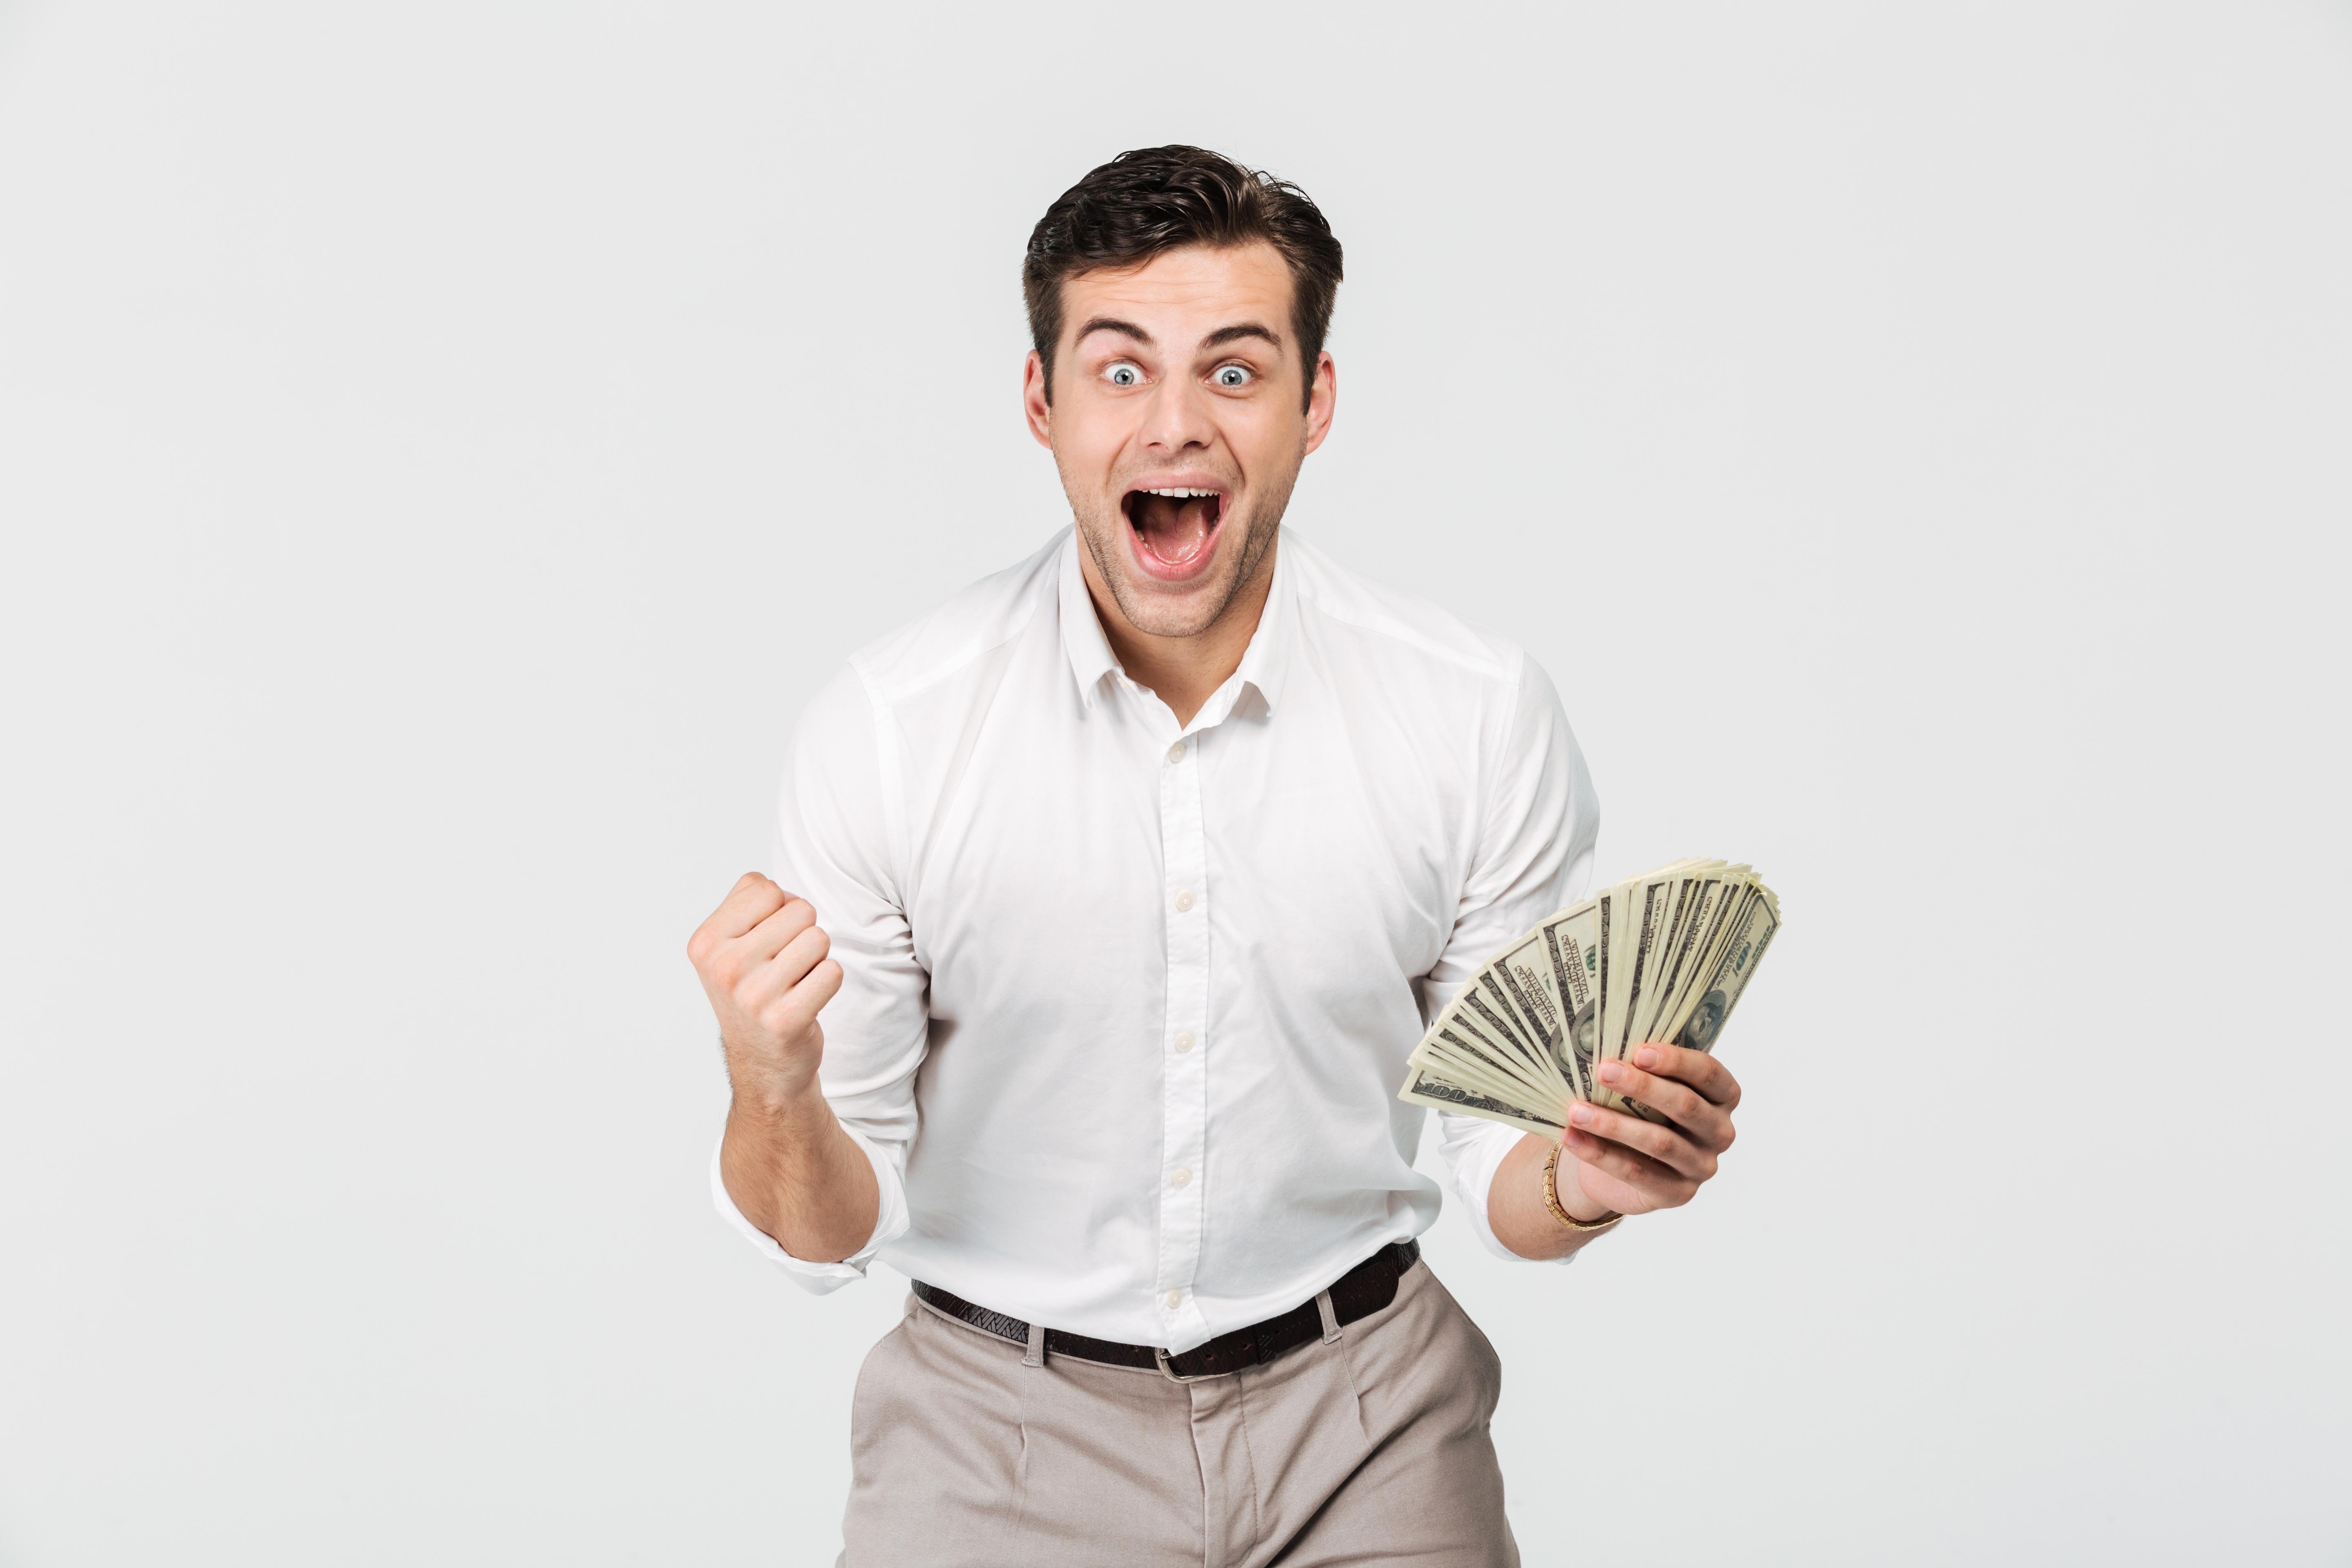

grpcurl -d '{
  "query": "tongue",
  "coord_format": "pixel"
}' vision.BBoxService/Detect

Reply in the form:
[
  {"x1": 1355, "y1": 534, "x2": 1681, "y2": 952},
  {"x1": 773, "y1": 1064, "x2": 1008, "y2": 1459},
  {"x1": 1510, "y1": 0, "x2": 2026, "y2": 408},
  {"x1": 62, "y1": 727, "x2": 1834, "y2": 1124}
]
[{"x1": 1133, "y1": 494, "x2": 1216, "y2": 564}]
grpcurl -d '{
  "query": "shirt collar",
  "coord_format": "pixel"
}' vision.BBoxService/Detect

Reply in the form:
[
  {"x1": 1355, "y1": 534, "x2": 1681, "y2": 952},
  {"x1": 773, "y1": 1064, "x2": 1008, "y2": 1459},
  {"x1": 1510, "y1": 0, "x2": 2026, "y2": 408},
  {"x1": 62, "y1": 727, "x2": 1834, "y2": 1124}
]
[
  {"x1": 1227, "y1": 533, "x2": 1295, "y2": 717},
  {"x1": 1057, "y1": 533, "x2": 1124, "y2": 708},
  {"x1": 1056, "y1": 528, "x2": 1299, "y2": 720}
]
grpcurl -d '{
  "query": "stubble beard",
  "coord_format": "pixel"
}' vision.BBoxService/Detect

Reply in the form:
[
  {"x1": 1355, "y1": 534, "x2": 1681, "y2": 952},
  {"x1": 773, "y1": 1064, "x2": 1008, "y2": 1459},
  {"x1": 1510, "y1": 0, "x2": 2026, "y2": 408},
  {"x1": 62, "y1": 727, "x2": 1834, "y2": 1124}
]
[{"x1": 1065, "y1": 457, "x2": 1301, "y2": 643}]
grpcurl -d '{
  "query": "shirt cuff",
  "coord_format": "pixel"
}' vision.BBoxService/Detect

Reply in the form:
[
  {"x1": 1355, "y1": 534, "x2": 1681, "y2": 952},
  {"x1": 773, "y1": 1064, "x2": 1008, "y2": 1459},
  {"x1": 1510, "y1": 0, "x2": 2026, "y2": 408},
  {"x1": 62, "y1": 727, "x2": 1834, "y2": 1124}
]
[
  {"x1": 1437, "y1": 1112, "x2": 1579, "y2": 1267},
  {"x1": 708, "y1": 1126, "x2": 909, "y2": 1294}
]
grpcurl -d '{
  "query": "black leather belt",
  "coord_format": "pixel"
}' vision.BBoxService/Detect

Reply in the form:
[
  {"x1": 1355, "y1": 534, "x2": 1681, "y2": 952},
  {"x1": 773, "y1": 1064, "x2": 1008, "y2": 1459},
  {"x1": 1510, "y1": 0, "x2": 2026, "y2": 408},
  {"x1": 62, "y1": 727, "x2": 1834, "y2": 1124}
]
[{"x1": 912, "y1": 1238, "x2": 1419, "y2": 1382}]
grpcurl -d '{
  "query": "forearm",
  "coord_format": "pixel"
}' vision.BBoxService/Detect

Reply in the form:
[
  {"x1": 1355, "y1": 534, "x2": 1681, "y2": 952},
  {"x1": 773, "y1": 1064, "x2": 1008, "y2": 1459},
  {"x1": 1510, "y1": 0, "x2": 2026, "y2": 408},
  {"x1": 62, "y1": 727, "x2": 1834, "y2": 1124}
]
[
  {"x1": 719, "y1": 1085, "x2": 882, "y2": 1264},
  {"x1": 1485, "y1": 1132, "x2": 1613, "y2": 1261}
]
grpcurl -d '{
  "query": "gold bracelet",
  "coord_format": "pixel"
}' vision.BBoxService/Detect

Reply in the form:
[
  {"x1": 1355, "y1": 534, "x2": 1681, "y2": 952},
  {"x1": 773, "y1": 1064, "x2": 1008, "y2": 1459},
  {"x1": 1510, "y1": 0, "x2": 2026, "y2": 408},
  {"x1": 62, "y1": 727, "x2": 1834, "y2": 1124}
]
[{"x1": 1544, "y1": 1142, "x2": 1622, "y2": 1232}]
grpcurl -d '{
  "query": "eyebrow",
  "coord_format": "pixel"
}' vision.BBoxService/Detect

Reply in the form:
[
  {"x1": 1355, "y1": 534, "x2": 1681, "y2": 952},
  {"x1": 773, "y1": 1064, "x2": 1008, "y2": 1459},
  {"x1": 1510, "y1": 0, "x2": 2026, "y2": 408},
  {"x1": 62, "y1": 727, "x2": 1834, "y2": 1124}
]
[
  {"x1": 1070, "y1": 318, "x2": 1285, "y2": 354},
  {"x1": 1074, "y1": 316, "x2": 1154, "y2": 346},
  {"x1": 1203, "y1": 323, "x2": 1283, "y2": 352}
]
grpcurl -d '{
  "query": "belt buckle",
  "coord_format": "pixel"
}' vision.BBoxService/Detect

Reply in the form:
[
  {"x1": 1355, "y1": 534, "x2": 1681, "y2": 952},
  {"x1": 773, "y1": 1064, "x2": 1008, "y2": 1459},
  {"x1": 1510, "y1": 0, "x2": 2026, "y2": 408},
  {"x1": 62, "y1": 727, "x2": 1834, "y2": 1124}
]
[{"x1": 1153, "y1": 1345, "x2": 1235, "y2": 1384}]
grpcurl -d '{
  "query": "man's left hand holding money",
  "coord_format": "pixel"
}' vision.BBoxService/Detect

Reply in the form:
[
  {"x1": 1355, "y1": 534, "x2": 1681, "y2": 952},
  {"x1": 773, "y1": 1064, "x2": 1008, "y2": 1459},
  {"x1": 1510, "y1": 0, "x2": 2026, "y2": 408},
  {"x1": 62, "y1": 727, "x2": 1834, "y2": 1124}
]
[{"x1": 1485, "y1": 1043, "x2": 1743, "y2": 1259}]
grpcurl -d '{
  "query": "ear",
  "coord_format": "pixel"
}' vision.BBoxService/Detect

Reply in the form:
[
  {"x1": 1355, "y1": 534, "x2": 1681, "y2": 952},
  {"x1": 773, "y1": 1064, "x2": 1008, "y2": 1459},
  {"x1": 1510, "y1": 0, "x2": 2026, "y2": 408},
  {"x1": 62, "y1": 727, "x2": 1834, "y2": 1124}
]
[
  {"x1": 1022, "y1": 350, "x2": 1053, "y2": 448},
  {"x1": 1301, "y1": 351, "x2": 1337, "y2": 456}
]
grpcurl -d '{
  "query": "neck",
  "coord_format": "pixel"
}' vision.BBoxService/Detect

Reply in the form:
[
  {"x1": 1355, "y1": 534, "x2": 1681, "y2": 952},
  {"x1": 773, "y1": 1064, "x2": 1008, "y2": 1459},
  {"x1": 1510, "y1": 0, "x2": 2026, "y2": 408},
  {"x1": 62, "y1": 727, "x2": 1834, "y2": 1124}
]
[{"x1": 1079, "y1": 534, "x2": 1278, "y2": 728}]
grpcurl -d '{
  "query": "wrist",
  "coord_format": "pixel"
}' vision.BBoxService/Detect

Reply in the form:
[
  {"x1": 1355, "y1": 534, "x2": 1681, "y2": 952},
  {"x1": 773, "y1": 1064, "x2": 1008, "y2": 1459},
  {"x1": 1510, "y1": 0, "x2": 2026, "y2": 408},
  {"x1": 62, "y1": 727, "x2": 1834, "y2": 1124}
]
[
  {"x1": 1542, "y1": 1141, "x2": 1619, "y2": 1227},
  {"x1": 726, "y1": 1067, "x2": 831, "y2": 1132},
  {"x1": 721, "y1": 1033, "x2": 825, "y2": 1118}
]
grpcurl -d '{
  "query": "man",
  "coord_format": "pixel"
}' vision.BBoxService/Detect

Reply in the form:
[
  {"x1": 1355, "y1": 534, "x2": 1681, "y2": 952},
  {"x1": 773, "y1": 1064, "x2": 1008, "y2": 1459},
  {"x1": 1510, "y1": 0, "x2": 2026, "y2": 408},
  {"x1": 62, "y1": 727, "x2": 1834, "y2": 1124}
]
[{"x1": 688, "y1": 146, "x2": 1740, "y2": 1566}]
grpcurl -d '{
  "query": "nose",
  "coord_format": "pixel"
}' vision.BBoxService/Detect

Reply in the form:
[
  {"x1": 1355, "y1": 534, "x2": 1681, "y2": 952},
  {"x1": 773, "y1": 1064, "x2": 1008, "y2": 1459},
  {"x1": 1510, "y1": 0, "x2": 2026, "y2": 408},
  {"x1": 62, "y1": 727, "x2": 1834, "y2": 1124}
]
[{"x1": 1138, "y1": 375, "x2": 1216, "y2": 456}]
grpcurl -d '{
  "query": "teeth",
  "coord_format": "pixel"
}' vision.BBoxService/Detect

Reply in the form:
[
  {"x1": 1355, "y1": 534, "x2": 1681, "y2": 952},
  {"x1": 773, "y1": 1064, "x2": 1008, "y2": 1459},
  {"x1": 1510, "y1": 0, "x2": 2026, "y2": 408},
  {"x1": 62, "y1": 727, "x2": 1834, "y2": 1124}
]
[{"x1": 1143, "y1": 486, "x2": 1217, "y2": 499}]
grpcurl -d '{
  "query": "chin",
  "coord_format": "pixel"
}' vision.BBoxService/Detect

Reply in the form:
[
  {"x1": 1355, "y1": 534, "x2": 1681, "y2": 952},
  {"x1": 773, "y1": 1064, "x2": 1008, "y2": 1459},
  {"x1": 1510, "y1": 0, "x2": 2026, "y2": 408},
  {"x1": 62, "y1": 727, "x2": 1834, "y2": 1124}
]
[
  {"x1": 1104, "y1": 519, "x2": 1262, "y2": 641},
  {"x1": 1114, "y1": 588, "x2": 1233, "y2": 641}
]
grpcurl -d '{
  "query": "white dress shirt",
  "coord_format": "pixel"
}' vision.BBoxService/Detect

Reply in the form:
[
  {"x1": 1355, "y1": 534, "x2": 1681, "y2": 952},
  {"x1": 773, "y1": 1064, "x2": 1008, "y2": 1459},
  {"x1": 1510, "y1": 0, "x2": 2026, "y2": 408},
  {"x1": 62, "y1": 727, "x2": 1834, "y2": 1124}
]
[{"x1": 714, "y1": 529, "x2": 1599, "y2": 1354}]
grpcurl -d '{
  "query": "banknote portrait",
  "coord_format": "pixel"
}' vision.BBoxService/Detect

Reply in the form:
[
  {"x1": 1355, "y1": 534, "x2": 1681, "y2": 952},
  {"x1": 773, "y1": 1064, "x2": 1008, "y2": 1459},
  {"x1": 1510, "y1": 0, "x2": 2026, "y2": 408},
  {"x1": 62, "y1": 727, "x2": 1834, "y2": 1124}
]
[
  {"x1": 1561, "y1": 998, "x2": 1598, "y2": 1081},
  {"x1": 1677, "y1": 990, "x2": 1727, "y2": 1052}
]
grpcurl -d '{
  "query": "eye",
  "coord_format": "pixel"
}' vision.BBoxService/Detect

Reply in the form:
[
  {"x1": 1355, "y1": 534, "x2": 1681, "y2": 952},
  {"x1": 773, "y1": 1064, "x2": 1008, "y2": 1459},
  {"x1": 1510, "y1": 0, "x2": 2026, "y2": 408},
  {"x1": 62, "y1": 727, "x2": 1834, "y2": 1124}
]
[
  {"x1": 1213, "y1": 364, "x2": 1254, "y2": 388},
  {"x1": 1105, "y1": 361, "x2": 1143, "y2": 388}
]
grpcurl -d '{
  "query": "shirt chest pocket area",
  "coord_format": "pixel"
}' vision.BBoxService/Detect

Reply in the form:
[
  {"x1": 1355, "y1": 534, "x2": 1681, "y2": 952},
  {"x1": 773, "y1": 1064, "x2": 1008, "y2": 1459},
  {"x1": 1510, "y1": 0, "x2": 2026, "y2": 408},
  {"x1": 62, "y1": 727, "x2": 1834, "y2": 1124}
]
[{"x1": 1216, "y1": 769, "x2": 1459, "y2": 988}]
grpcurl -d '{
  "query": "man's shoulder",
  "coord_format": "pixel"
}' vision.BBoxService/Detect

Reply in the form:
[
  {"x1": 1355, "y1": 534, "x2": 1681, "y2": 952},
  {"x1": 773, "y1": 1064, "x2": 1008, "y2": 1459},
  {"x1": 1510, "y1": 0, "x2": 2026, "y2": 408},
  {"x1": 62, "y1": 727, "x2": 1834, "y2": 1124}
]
[
  {"x1": 843, "y1": 531, "x2": 1067, "y2": 707},
  {"x1": 1285, "y1": 532, "x2": 1525, "y2": 690}
]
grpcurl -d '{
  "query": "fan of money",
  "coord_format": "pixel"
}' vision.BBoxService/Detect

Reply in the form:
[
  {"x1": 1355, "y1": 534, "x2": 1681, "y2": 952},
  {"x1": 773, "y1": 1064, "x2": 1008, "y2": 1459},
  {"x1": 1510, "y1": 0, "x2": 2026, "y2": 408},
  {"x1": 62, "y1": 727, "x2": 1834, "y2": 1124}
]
[{"x1": 1399, "y1": 858, "x2": 1781, "y2": 1134}]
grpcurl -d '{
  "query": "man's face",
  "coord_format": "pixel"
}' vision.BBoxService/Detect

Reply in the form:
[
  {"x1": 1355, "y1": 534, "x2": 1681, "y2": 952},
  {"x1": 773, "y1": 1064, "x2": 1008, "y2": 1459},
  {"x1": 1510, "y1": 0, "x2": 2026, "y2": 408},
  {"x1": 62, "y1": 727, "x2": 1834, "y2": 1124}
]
[{"x1": 1024, "y1": 241, "x2": 1336, "y2": 641}]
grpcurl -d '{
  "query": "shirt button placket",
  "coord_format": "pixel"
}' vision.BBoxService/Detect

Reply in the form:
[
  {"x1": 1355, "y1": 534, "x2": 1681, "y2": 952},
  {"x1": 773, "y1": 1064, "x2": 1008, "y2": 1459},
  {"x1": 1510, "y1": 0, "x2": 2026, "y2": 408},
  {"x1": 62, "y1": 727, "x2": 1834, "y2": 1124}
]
[{"x1": 1156, "y1": 728, "x2": 1209, "y2": 1339}]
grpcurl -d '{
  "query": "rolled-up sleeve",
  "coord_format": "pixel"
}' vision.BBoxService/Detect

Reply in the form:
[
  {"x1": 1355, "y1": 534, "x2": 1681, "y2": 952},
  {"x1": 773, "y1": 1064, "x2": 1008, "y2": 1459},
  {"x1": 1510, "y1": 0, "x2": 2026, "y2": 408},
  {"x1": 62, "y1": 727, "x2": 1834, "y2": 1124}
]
[
  {"x1": 709, "y1": 1128, "x2": 907, "y2": 1290},
  {"x1": 710, "y1": 663, "x2": 927, "y2": 1290},
  {"x1": 1425, "y1": 652, "x2": 1600, "y2": 1263}
]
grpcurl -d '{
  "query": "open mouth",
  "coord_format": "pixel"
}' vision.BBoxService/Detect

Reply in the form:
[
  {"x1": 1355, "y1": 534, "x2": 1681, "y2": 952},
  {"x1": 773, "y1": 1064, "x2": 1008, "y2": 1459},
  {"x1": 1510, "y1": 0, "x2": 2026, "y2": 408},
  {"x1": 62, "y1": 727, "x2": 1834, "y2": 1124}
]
[{"x1": 1121, "y1": 483, "x2": 1227, "y2": 578}]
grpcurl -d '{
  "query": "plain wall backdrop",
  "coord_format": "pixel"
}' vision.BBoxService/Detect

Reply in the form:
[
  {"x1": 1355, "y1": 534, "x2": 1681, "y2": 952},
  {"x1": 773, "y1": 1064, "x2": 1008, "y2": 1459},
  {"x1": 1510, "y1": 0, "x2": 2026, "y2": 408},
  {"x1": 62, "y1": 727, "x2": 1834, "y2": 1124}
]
[{"x1": 2, "y1": 2, "x2": 2348, "y2": 1564}]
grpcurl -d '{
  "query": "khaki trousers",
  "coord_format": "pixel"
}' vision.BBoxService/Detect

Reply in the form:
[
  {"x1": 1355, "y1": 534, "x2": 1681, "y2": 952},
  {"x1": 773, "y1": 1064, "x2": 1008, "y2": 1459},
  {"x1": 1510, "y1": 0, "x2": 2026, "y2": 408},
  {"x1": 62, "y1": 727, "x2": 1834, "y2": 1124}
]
[{"x1": 839, "y1": 1259, "x2": 1520, "y2": 1567}]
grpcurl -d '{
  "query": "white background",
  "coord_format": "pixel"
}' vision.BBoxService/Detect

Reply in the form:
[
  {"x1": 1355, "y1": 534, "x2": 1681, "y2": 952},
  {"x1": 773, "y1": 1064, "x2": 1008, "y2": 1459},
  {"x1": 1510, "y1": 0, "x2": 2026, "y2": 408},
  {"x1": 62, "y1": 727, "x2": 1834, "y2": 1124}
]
[{"x1": 2, "y1": 2, "x2": 2347, "y2": 1564}]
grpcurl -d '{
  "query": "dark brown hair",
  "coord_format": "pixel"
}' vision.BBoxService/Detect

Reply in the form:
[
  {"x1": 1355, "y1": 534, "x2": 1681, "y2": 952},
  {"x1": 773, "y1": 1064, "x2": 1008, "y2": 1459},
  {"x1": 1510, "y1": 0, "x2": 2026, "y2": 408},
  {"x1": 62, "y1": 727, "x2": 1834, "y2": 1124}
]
[{"x1": 1023, "y1": 146, "x2": 1344, "y2": 410}]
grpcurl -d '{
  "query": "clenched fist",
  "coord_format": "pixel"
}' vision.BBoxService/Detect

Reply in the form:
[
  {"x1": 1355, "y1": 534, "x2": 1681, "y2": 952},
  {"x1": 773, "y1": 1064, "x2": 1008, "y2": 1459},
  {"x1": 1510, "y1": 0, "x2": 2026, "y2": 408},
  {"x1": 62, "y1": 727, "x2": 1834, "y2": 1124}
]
[{"x1": 687, "y1": 872, "x2": 844, "y2": 1109}]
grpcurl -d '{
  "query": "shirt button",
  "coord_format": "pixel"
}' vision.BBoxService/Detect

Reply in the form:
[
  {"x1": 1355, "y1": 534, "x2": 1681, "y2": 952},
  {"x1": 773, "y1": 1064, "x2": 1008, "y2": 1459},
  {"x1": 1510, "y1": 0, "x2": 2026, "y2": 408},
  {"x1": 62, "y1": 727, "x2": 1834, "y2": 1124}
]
[
  {"x1": 1170, "y1": 1168, "x2": 1192, "y2": 1188},
  {"x1": 1174, "y1": 890, "x2": 1195, "y2": 913},
  {"x1": 1163, "y1": 1289, "x2": 1183, "y2": 1310},
  {"x1": 1173, "y1": 1032, "x2": 1194, "y2": 1053},
  {"x1": 1167, "y1": 740, "x2": 1187, "y2": 763}
]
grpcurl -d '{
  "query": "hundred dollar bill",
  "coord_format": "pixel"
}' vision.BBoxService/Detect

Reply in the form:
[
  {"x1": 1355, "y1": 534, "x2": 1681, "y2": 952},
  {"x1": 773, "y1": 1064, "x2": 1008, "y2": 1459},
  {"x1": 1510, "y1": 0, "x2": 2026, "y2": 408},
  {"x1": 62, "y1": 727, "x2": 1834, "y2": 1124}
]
[
  {"x1": 1591, "y1": 881, "x2": 1641, "y2": 1112},
  {"x1": 1416, "y1": 1011, "x2": 1559, "y2": 1103},
  {"x1": 1537, "y1": 898, "x2": 1601, "y2": 1101},
  {"x1": 1595, "y1": 863, "x2": 1730, "y2": 1111},
  {"x1": 1664, "y1": 881, "x2": 1759, "y2": 1041},
  {"x1": 1423, "y1": 990, "x2": 1537, "y2": 1078},
  {"x1": 1624, "y1": 883, "x2": 1782, "y2": 1125},
  {"x1": 1459, "y1": 976, "x2": 1557, "y2": 1086},
  {"x1": 1408, "y1": 1047, "x2": 1556, "y2": 1116},
  {"x1": 1660, "y1": 883, "x2": 1780, "y2": 1058},
  {"x1": 1399, "y1": 1060, "x2": 1568, "y2": 1135},
  {"x1": 1632, "y1": 866, "x2": 1731, "y2": 1047},
  {"x1": 1488, "y1": 930, "x2": 1576, "y2": 1091},
  {"x1": 1617, "y1": 864, "x2": 1689, "y2": 1060}
]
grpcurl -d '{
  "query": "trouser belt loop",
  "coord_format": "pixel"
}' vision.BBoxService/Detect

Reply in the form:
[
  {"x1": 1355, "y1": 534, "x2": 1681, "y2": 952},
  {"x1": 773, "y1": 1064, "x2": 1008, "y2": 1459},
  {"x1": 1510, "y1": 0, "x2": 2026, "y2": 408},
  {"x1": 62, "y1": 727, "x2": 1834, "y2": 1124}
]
[
  {"x1": 1315, "y1": 1288, "x2": 1342, "y2": 1346},
  {"x1": 1022, "y1": 1319, "x2": 1047, "y2": 1368}
]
